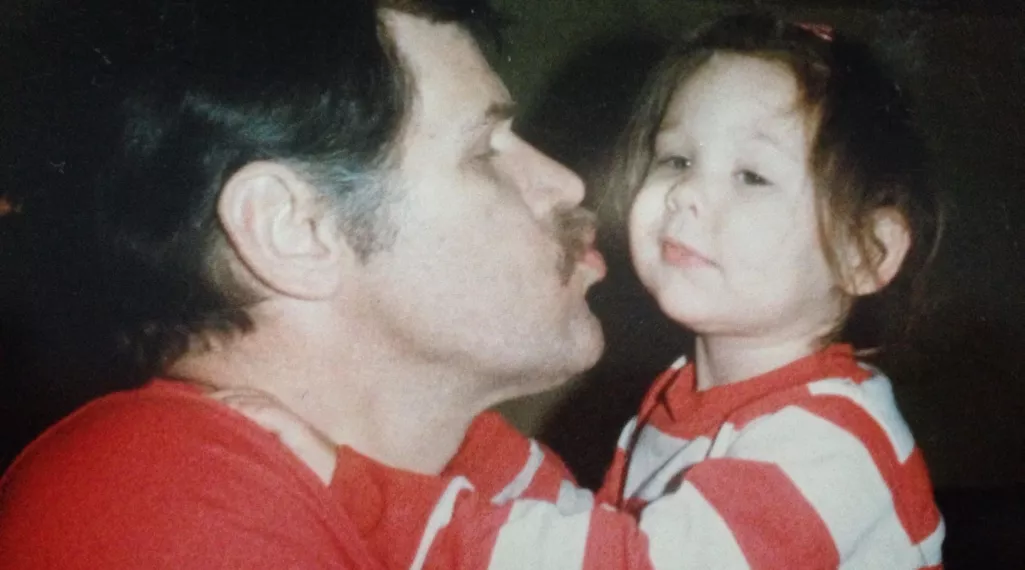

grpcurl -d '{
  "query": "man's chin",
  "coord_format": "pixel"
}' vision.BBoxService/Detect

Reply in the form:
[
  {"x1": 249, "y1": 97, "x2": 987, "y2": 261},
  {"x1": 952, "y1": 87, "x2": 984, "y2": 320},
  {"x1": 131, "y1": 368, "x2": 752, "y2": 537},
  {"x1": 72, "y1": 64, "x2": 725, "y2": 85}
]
[
  {"x1": 509, "y1": 329, "x2": 605, "y2": 400},
  {"x1": 571, "y1": 313, "x2": 606, "y2": 373}
]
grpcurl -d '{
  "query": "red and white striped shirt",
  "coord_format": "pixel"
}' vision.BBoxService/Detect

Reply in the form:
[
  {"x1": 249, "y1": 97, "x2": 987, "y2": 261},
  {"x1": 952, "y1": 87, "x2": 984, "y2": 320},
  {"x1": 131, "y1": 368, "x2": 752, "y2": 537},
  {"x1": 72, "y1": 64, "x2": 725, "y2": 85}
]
[{"x1": 411, "y1": 344, "x2": 945, "y2": 570}]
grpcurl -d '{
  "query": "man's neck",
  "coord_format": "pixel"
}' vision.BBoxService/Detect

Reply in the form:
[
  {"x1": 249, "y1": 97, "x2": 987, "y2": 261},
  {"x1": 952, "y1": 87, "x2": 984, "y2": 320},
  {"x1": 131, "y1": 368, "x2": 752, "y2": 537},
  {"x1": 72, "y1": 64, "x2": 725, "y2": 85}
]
[{"x1": 169, "y1": 307, "x2": 490, "y2": 475}]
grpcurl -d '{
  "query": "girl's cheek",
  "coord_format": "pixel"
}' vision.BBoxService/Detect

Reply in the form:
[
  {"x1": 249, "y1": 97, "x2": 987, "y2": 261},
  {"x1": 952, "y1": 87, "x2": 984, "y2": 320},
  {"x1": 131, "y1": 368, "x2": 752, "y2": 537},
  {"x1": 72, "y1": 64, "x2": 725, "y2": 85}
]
[
  {"x1": 630, "y1": 190, "x2": 662, "y2": 231},
  {"x1": 626, "y1": 198, "x2": 646, "y2": 240}
]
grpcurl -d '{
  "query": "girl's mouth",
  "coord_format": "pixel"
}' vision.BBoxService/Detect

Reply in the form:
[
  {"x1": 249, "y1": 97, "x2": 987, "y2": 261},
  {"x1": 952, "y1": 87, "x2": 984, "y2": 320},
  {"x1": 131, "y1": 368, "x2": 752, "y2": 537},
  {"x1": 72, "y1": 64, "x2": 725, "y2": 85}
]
[{"x1": 660, "y1": 238, "x2": 713, "y2": 268}]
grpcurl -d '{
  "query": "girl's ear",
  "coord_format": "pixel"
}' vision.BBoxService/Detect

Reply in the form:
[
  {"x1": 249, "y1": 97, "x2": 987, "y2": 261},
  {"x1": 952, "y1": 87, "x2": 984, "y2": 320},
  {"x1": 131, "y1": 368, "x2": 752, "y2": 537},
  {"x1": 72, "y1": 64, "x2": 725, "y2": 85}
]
[{"x1": 842, "y1": 208, "x2": 911, "y2": 296}]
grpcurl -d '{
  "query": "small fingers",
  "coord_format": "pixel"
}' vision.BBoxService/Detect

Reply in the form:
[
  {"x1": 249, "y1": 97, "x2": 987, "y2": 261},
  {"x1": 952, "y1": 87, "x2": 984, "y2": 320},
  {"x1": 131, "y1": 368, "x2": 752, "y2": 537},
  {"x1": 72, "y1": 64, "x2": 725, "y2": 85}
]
[{"x1": 208, "y1": 387, "x2": 337, "y2": 485}]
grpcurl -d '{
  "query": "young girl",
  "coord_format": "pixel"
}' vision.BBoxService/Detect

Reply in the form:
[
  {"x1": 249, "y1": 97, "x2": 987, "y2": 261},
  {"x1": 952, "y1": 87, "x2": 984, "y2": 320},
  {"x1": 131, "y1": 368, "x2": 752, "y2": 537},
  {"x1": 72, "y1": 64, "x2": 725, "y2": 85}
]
[{"x1": 217, "y1": 14, "x2": 945, "y2": 569}]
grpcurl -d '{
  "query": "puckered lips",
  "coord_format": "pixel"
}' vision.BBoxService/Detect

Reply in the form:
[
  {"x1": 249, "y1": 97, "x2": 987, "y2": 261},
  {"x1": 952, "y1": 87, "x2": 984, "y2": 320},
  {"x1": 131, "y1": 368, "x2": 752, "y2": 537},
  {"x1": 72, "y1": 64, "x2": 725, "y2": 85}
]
[
  {"x1": 579, "y1": 245, "x2": 607, "y2": 281},
  {"x1": 574, "y1": 222, "x2": 607, "y2": 283}
]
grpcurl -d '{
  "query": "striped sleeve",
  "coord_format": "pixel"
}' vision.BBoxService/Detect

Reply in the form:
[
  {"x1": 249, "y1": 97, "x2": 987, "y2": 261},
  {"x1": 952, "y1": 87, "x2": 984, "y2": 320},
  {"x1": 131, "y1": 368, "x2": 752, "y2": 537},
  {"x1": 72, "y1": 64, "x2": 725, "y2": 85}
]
[
  {"x1": 641, "y1": 459, "x2": 840, "y2": 568},
  {"x1": 418, "y1": 493, "x2": 654, "y2": 570},
  {"x1": 639, "y1": 396, "x2": 943, "y2": 569},
  {"x1": 596, "y1": 417, "x2": 636, "y2": 508},
  {"x1": 442, "y1": 411, "x2": 579, "y2": 503}
]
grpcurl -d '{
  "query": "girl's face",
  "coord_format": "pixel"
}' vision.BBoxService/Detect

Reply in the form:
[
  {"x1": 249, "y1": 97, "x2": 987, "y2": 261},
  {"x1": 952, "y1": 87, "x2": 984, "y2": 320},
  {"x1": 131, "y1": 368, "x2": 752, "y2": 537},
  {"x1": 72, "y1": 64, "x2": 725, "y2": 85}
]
[{"x1": 628, "y1": 53, "x2": 846, "y2": 343}]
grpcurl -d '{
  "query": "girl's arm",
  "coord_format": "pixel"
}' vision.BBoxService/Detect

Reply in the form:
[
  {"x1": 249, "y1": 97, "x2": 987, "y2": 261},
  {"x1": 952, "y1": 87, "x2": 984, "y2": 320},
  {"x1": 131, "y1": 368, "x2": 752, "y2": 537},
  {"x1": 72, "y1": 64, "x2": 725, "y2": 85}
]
[{"x1": 209, "y1": 389, "x2": 338, "y2": 483}]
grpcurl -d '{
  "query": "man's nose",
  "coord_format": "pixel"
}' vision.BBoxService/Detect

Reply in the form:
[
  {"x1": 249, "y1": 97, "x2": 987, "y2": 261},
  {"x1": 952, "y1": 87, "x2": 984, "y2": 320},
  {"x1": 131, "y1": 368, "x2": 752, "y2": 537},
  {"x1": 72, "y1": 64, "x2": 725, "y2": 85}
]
[{"x1": 521, "y1": 144, "x2": 586, "y2": 216}]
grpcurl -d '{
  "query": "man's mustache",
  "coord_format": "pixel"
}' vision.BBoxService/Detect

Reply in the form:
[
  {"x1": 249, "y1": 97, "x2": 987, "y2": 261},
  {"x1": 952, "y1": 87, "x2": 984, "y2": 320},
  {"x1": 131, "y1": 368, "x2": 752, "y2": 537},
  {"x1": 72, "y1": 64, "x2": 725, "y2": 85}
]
[{"x1": 555, "y1": 206, "x2": 598, "y2": 284}]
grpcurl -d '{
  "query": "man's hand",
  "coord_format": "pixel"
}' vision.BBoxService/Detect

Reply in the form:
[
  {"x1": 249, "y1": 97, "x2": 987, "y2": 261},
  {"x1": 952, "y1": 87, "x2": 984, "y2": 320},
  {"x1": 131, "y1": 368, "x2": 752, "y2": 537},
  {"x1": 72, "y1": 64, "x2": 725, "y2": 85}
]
[{"x1": 209, "y1": 389, "x2": 337, "y2": 485}]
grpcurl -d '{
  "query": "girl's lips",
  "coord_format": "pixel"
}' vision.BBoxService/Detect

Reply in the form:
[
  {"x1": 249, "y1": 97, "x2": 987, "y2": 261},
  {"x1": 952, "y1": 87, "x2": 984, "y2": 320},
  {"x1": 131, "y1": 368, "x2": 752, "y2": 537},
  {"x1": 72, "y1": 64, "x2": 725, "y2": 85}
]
[{"x1": 661, "y1": 239, "x2": 712, "y2": 268}]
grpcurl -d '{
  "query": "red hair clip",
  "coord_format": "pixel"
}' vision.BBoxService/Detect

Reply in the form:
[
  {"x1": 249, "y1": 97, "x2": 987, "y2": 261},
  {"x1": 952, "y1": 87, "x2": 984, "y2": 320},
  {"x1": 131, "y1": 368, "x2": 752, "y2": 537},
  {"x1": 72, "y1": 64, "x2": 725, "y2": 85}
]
[{"x1": 795, "y1": 22, "x2": 835, "y2": 42}]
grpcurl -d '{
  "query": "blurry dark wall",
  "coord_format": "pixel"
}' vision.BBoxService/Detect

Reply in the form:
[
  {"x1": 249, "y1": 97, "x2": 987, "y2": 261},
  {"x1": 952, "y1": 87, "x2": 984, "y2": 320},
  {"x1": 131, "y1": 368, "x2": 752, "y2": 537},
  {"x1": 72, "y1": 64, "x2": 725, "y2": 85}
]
[{"x1": 490, "y1": 0, "x2": 1025, "y2": 492}]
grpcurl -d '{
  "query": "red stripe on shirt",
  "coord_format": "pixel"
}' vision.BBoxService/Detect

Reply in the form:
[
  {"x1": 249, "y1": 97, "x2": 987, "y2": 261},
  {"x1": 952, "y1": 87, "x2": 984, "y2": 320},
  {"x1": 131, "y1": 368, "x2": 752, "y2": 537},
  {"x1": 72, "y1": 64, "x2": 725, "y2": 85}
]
[
  {"x1": 686, "y1": 458, "x2": 841, "y2": 569},
  {"x1": 443, "y1": 411, "x2": 535, "y2": 498},
  {"x1": 797, "y1": 396, "x2": 942, "y2": 545},
  {"x1": 436, "y1": 498, "x2": 518, "y2": 570},
  {"x1": 582, "y1": 507, "x2": 657, "y2": 570},
  {"x1": 598, "y1": 447, "x2": 630, "y2": 506},
  {"x1": 443, "y1": 411, "x2": 575, "y2": 503},
  {"x1": 646, "y1": 345, "x2": 870, "y2": 441},
  {"x1": 897, "y1": 448, "x2": 944, "y2": 544}
]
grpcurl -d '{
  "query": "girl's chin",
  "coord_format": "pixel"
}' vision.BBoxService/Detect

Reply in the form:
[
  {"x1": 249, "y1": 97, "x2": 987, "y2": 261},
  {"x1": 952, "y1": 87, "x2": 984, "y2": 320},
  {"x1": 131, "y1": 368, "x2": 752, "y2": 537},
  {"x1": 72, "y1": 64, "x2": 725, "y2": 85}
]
[{"x1": 654, "y1": 298, "x2": 715, "y2": 328}]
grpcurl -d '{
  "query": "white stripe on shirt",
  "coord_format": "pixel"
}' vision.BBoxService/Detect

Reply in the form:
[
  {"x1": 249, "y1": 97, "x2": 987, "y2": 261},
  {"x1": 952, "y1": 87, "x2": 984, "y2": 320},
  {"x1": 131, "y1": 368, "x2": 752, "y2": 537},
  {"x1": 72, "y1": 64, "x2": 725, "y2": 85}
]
[
  {"x1": 492, "y1": 439, "x2": 545, "y2": 505},
  {"x1": 488, "y1": 500, "x2": 591, "y2": 570},
  {"x1": 640, "y1": 482, "x2": 750, "y2": 570}
]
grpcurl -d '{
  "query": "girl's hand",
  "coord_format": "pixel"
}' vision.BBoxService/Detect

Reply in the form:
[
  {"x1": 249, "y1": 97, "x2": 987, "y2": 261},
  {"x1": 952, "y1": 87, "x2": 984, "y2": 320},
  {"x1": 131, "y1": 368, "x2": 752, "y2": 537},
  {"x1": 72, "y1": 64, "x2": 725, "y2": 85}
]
[{"x1": 209, "y1": 389, "x2": 337, "y2": 485}]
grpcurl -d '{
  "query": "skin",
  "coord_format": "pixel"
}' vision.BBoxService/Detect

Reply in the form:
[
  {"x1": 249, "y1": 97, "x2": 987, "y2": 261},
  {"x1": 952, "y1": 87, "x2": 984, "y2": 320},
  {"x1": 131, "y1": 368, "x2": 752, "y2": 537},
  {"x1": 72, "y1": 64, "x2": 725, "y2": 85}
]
[
  {"x1": 172, "y1": 11, "x2": 605, "y2": 475},
  {"x1": 630, "y1": 54, "x2": 855, "y2": 389}
]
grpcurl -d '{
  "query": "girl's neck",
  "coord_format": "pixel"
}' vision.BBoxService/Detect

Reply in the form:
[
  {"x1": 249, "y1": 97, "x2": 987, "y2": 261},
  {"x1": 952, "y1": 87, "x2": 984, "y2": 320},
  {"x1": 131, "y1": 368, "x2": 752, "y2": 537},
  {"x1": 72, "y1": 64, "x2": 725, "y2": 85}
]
[{"x1": 693, "y1": 335, "x2": 825, "y2": 391}]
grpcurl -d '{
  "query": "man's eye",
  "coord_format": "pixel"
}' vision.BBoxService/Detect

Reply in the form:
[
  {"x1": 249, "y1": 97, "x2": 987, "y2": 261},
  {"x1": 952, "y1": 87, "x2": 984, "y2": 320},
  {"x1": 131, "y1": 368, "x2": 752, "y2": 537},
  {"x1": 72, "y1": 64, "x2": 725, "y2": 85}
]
[
  {"x1": 657, "y1": 155, "x2": 691, "y2": 170},
  {"x1": 738, "y1": 169, "x2": 771, "y2": 186},
  {"x1": 476, "y1": 146, "x2": 499, "y2": 162}
]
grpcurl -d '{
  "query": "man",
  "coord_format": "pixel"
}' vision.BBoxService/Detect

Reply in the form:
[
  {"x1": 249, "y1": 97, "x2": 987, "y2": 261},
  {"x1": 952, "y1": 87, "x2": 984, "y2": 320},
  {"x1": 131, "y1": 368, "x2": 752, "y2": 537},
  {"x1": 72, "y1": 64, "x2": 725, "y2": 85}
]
[{"x1": 0, "y1": 0, "x2": 606, "y2": 567}]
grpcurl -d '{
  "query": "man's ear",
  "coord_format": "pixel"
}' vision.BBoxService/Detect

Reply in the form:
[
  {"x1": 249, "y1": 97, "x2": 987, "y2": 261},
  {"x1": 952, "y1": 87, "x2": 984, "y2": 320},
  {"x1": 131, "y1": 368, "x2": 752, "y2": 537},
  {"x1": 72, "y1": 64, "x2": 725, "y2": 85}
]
[
  {"x1": 841, "y1": 208, "x2": 911, "y2": 296},
  {"x1": 217, "y1": 161, "x2": 351, "y2": 300}
]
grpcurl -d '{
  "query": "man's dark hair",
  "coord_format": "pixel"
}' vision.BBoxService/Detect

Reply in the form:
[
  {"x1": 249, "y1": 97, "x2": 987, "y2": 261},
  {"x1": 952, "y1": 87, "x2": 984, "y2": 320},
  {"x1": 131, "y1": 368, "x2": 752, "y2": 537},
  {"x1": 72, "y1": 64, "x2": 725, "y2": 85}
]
[{"x1": 0, "y1": 0, "x2": 499, "y2": 378}]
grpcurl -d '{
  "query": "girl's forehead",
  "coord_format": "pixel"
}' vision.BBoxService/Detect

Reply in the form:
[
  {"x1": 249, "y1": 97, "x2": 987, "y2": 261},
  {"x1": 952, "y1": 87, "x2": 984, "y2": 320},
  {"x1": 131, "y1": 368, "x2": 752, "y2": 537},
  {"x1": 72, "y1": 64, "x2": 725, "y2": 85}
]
[
  {"x1": 657, "y1": 55, "x2": 810, "y2": 147},
  {"x1": 672, "y1": 55, "x2": 799, "y2": 115}
]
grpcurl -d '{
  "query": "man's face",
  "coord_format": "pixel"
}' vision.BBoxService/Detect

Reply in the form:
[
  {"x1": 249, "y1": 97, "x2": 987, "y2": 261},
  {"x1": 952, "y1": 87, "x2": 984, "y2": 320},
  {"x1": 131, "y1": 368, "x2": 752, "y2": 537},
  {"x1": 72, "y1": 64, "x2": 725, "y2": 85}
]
[{"x1": 351, "y1": 12, "x2": 605, "y2": 398}]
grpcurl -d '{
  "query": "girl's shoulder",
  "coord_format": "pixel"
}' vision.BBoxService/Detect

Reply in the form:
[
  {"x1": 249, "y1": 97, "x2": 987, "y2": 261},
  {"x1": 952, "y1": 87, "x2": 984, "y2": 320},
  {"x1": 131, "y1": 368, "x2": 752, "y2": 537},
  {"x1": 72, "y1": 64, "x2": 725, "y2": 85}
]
[{"x1": 731, "y1": 368, "x2": 919, "y2": 465}]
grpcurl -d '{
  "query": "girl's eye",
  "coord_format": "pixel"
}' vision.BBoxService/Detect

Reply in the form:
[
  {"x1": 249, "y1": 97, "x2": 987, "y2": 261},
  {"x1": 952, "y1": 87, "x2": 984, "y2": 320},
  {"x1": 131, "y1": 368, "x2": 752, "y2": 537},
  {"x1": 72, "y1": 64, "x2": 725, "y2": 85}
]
[
  {"x1": 658, "y1": 155, "x2": 691, "y2": 170},
  {"x1": 738, "y1": 169, "x2": 771, "y2": 186}
]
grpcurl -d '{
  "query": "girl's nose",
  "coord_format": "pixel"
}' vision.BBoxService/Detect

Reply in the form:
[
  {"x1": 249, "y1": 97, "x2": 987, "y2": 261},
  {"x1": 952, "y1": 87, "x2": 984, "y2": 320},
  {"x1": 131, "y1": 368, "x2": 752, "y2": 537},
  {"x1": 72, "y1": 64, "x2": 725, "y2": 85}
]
[{"x1": 665, "y1": 175, "x2": 702, "y2": 217}]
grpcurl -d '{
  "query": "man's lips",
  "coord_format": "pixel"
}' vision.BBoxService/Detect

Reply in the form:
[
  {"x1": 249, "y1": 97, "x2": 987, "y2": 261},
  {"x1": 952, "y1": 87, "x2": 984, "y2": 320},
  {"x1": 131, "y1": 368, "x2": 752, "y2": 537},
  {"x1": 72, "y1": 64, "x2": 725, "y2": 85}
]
[
  {"x1": 660, "y1": 239, "x2": 713, "y2": 268},
  {"x1": 579, "y1": 246, "x2": 607, "y2": 280}
]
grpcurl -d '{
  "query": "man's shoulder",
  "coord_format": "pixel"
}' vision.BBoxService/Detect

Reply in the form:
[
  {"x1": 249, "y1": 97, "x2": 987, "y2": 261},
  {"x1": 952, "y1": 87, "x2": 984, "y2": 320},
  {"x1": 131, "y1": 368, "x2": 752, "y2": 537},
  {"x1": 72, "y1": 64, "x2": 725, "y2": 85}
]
[
  {"x1": 7, "y1": 380, "x2": 252, "y2": 477},
  {"x1": 5, "y1": 379, "x2": 327, "y2": 497},
  {"x1": 0, "y1": 380, "x2": 354, "y2": 568}
]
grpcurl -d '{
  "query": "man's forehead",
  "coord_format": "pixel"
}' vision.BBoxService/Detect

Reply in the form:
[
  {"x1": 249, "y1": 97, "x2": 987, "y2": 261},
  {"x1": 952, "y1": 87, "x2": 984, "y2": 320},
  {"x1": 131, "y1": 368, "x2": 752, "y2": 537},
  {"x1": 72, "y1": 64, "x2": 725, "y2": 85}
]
[
  {"x1": 384, "y1": 10, "x2": 512, "y2": 129},
  {"x1": 381, "y1": 9, "x2": 492, "y2": 77}
]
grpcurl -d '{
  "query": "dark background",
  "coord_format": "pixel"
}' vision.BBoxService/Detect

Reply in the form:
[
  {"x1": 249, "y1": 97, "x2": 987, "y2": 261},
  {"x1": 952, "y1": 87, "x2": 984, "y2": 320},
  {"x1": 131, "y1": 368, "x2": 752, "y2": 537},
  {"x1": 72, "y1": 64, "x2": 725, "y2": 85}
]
[{"x1": 1, "y1": 0, "x2": 1023, "y2": 565}]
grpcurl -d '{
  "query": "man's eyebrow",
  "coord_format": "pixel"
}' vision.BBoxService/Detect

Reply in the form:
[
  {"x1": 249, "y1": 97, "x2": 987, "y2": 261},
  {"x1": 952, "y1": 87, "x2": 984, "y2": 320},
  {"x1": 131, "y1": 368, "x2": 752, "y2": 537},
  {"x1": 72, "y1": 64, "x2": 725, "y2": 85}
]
[{"x1": 462, "y1": 101, "x2": 517, "y2": 138}]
